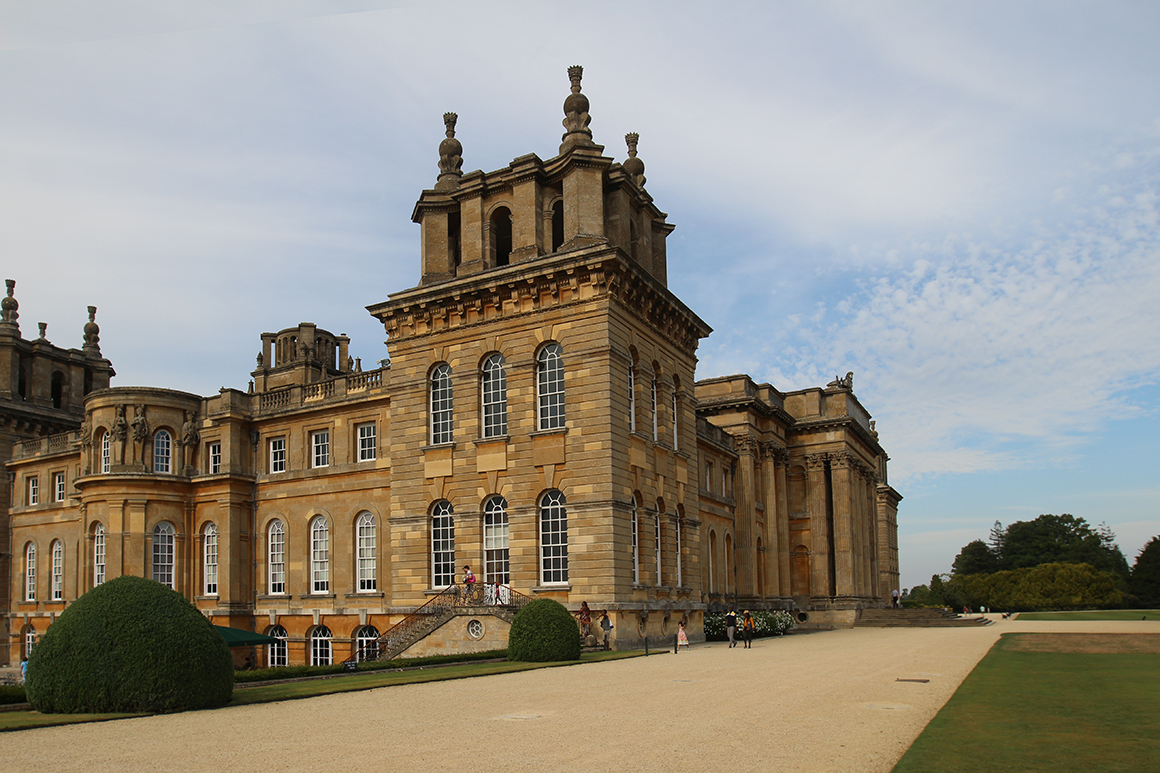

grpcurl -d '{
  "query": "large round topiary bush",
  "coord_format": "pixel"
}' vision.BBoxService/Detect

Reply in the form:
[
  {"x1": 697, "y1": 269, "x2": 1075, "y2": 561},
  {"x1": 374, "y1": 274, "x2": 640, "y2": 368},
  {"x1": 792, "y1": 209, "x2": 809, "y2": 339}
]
[
  {"x1": 507, "y1": 598, "x2": 581, "y2": 662},
  {"x1": 25, "y1": 575, "x2": 234, "y2": 713}
]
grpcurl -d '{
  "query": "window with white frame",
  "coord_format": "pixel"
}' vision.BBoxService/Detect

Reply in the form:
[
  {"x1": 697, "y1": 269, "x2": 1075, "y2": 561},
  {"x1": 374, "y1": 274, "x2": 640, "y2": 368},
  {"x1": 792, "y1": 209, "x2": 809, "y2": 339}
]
[
  {"x1": 268, "y1": 519, "x2": 286, "y2": 594},
  {"x1": 431, "y1": 501, "x2": 455, "y2": 588},
  {"x1": 357, "y1": 423, "x2": 377, "y2": 462},
  {"x1": 430, "y1": 363, "x2": 453, "y2": 444},
  {"x1": 51, "y1": 540, "x2": 63, "y2": 600},
  {"x1": 153, "y1": 429, "x2": 172, "y2": 473},
  {"x1": 269, "y1": 437, "x2": 286, "y2": 473},
  {"x1": 650, "y1": 375, "x2": 658, "y2": 441},
  {"x1": 628, "y1": 363, "x2": 636, "y2": 433},
  {"x1": 268, "y1": 625, "x2": 288, "y2": 667},
  {"x1": 100, "y1": 431, "x2": 111, "y2": 473},
  {"x1": 539, "y1": 489, "x2": 568, "y2": 584},
  {"x1": 208, "y1": 442, "x2": 222, "y2": 474},
  {"x1": 310, "y1": 625, "x2": 332, "y2": 666},
  {"x1": 152, "y1": 522, "x2": 175, "y2": 588},
  {"x1": 355, "y1": 625, "x2": 380, "y2": 661},
  {"x1": 536, "y1": 343, "x2": 565, "y2": 430},
  {"x1": 23, "y1": 625, "x2": 37, "y2": 660},
  {"x1": 675, "y1": 517, "x2": 683, "y2": 587},
  {"x1": 356, "y1": 512, "x2": 376, "y2": 592},
  {"x1": 481, "y1": 354, "x2": 508, "y2": 438},
  {"x1": 672, "y1": 389, "x2": 679, "y2": 451},
  {"x1": 311, "y1": 430, "x2": 330, "y2": 468},
  {"x1": 26, "y1": 476, "x2": 38, "y2": 506},
  {"x1": 631, "y1": 502, "x2": 640, "y2": 585},
  {"x1": 54, "y1": 472, "x2": 66, "y2": 502},
  {"x1": 655, "y1": 511, "x2": 663, "y2": 586},
  {"x1": 483, "y1": 496, "x2": 509, "y2": 584},
  {"x1": 310, "y1": 516, "x2": 330, "y2": 594},
  {"x1": 93, "y1": 523, "x2": 106, "y2": 586},
  {"x1": 203, "y1": 522, "x2": 219, "y2": 596},
  {"x1": 24, "y1": 543, "x2": 36, "y2": 601}
]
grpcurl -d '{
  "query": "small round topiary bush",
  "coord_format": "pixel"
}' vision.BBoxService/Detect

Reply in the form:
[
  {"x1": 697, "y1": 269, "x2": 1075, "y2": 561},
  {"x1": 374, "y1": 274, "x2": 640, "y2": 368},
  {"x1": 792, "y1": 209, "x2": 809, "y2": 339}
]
[
  {"x1": 25, "y1": 575, "x2": 234, "y2": 714},
  {"x1": 507, "y1": 598, "x2": 581, "y2": 662}
]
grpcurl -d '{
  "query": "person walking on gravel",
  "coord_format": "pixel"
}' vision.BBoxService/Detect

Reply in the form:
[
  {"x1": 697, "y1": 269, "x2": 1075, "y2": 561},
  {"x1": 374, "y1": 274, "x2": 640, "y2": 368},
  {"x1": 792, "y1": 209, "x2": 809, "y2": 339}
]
[{"x1": 725, "y1": 609, "x2": 738, "y2": 648}]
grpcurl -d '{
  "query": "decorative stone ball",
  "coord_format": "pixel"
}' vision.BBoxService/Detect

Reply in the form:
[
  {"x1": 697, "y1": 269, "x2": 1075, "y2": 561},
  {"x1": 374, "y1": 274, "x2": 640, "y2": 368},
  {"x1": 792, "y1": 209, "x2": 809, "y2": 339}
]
[
  {"x1": 439, "y1": 136, "x2": 462, "y2": 158},
  {"x1": 563, "y1": 91, "x2": 589, "y2": 117}
]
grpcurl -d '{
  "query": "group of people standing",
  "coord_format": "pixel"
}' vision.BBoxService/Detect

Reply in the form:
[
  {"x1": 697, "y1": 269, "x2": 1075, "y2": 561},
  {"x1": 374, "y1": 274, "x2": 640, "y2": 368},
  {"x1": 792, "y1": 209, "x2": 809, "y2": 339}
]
[
  {"x1": 576, "y1": 601, "x2": 615, "y2": 650},
  {"x1": 724, "y1": 609, "x2": 756, "y2": 648}
]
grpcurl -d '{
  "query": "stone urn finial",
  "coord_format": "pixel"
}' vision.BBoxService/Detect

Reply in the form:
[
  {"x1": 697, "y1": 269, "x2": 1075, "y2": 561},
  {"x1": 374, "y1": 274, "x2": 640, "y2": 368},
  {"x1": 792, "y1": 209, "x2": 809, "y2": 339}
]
[
  {"x1": 1, "y1": 279, "x2": 19, "y2": 328},
  {"x1": 624, "y1": 132, "x2": 646, "y2": 188},
  {"x1": 435, "y1": 111, "x2": 463, "y2": 191},
  {"x1": 83, "y1": 305, "x2": 101, "y2": 354},
  {"x1": 560, "y1": 64, "x2": 594, "y2": 154}
]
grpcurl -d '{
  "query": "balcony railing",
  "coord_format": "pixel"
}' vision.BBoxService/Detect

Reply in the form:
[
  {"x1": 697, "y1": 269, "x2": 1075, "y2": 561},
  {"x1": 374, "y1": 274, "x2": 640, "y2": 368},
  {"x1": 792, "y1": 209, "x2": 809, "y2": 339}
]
[
  {"x1": 256, "y1": 367, "x2": 388, "y2": 415},
  {"x1": 13, "y1": 430, "x2": 79, "y2": 460}
]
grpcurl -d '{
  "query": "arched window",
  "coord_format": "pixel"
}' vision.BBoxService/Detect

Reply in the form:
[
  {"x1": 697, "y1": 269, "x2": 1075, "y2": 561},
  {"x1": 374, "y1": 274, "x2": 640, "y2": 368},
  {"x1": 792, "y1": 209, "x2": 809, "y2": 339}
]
[
  {"x1": 152, "y1": 522, "x2": 175, "y2": 588},
  {"x1": 93, "y1": 523, "x2": 106, "y2": 587},
  {"x1": 153, "y1": 429, "x2": 172, "y2": 473},
  {"x1": 725, "y1": 534, "x2": 733, "y2": 595},
  {"x1": 51, "y1": 540, "x2": 64, "y2": 601},
  {"x1": 490, "y1": 206, "x2": 512, "y2": 267},
  {"x1": 356, "y1": 512, "x2": 376, "y2": 592},
  {"x1": 671, "y1": 380, "x2": 680, "y2": 452},
  {"x1": 675, "y1": 512, "x2": 684, "y2": 588},
  {"x1": 481, "y1": 354, "x2": 508, "y2": 438},
  {"x1": 268, "y1": 519, "x2": 286, "y2": 595},
  {"x1": 631, "y1": 500, "x2": 640, "y2": 585},
  {"x1": 483, "y1": 496, "x2": 509, "y2": 584},
  {"x1": 650, "y1": 372, "x2": 659, "y2": 441},
  {"x1": 654, "y1": 508, "x2": 663, "y2": 586},
  {"x1": 551, "y1": 199, "x2": 564, "y2": 252},
  {"x1": 430, "y1": 363, "x2": 453, "y2": 445},
  {"x1": 267, "y1": 625, "x2": 288, "y2": 668},
  {"x1": 310, "y1": 625, "x2": 332, "y2": 666},
  {"x1": 431, "y1": 501, "x2": 455, "y2": 588},
  {"x1": 536, "y1": 343, "x2": 565, "y2": 430},
  {"x1": 23, "y1": 625, "x2": 37, "y2": 660},
  {"x1": 310, "y1": 516, "x2": 330, "y2": 594},
  {"x1": 628, "y1": 360, "x2": 637, "y2": 433},
  {"x1": 708, "y1": 529, "x2": 717, "y2": 594},
  {"x1": 539, "y1": 489, "x2": 568, "y2": 585},
  {"x1": 100, "y1": 431, "x2": 111, "y2": 474},
  {"x1": 24, "y1": 543, "x2": 36, "y2": 601},
  {"x1": 203, "y1": 522, "x2": 218, "y2": 596},
  {"x1": 355, "y1": 625, "x2": 380, "y2": 662}
]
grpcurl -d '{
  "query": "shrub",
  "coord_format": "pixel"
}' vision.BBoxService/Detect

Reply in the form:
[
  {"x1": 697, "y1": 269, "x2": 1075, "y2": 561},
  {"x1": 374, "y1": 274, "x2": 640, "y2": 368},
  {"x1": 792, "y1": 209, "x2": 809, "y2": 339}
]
[
  {"x1": 704, "y1": 611, "x2": 795, "y2": 641},
  {"x1": 507, "y1": 599, "x2": 580, "y2": 662},
  {"x1": 25, "y1": 575, "x2": 234, "y2": 713},
  {"x1": 0, "y1": 685, "x2": 27, "y2": 705}
]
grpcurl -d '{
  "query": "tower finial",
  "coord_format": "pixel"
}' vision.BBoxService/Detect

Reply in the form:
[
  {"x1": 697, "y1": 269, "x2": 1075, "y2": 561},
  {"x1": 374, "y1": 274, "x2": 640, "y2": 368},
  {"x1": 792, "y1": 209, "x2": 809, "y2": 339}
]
[
  {"x1": 623, "y1": 132, "x2": 646, "y2": 187},
  {"x1": 560, "y1": 65, "x2": 594, "y2": 154},
  {"x1": 435, "y1": 111, "x2": 463, "y2": 192},
  {"x1": 83, "y1": 305, "x2": 101, "y2": 354},
  {"x1": 1, "y1": 279, "x2": 19, "y2": 329}
]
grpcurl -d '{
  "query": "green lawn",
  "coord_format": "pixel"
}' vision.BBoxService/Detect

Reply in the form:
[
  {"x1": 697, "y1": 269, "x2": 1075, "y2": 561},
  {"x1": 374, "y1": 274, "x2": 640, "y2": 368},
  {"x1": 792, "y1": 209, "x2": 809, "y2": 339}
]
[
  {"x1": 0, "y1": 650, "x2": 641, "y2": 732},
  {"x1": 892, "y1": 633, "x2": 1160, "y2": 773},
  {"x1": 1016, "y1": 609, "x2": 1160, "y2": 621}
]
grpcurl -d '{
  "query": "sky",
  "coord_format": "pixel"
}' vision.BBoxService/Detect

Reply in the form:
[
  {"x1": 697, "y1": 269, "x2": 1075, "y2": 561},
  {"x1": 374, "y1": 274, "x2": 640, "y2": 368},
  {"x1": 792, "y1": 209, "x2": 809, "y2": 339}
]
[{"x1": 2, "y1": 1, "x2": 1157, "y2": 590}]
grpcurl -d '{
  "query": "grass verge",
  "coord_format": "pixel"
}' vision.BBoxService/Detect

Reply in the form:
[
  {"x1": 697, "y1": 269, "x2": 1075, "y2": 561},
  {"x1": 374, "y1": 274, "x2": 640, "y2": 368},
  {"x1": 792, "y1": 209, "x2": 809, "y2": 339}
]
[
  {"x1": 1016, "y1": 609, "x2": 1160, "y2": 621},
  {"x1": 892, "y1": 632, "x2": 1160, "y2": 773},
  {"x1": 0, "y1": 650, "x2": 642, "y2": 732}
]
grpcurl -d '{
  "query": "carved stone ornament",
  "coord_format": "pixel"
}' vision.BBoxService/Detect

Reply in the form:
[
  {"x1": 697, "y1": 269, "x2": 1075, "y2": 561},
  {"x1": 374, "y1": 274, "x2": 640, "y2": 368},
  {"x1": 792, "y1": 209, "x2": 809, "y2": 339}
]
[
  {"x1": 79, "y1": 415, "x2": 93, "y2": 447},
  {"x1": 109, "y1": 405, "x2": 128, "y2": 442},
  {"x1": 38, "y1": 322, "x2": 47, "y2": 340},
  {"x1": 83, "y1": 306, "x2": 101, "y2": 352},
  {"x1": 560, "y1": 65, "x2": 594, "y2": 153},
  {"x1": 623, "y1": 132, "x2": 646, "y2": 187},
  {"x1": 435, "y1": 112, "x2": 463, "y2": 191},
  {"x1": 130, "y1": 405, "x2": 150, "y2": 443},
  {"x1": 826, "y1": 371, "x2": 854, "y2": 390},
  {"x1": 1, "y1": 279, "x2": 19, "y2": 326},
  {"x1": 181, "y1": 410, "x2": 200, "y2": 447}
]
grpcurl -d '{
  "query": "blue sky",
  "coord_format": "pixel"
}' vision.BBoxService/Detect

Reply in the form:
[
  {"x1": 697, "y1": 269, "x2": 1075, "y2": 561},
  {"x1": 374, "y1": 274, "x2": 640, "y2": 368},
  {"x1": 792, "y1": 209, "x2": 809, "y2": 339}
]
[{"x1": 2, "y1": 1, "x2": 1157, "y2": 589}]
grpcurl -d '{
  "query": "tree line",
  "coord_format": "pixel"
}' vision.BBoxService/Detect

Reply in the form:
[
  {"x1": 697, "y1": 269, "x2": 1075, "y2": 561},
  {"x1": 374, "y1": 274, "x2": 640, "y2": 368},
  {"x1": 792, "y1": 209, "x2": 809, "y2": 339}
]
[{"x1": 904, "y1": 514, "x2": 1160, "y2": 611}]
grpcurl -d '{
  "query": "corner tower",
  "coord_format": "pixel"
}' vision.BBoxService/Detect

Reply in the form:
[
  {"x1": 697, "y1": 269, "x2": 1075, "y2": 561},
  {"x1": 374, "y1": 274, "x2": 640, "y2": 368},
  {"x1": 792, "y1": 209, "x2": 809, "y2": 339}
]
[{"x1": 368, "y1": 67, "x2": 712, "y2": 641}]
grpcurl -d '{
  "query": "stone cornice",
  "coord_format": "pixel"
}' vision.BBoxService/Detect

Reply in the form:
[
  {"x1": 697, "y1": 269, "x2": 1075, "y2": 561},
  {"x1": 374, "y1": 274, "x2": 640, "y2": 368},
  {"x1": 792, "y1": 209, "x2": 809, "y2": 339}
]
[
  {"x1": 694, "y1": 395, "x2": 796, "y2": 428},
  {"x1": 790, "y1": 415, "x2": 884, "y2": 456}
]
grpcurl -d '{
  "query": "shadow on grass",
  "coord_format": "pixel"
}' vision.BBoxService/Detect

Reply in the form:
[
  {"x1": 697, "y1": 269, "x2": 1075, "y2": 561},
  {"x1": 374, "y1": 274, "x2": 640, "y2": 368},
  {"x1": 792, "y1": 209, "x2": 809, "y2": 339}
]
[
  {"x1": 892, "y1": 632, "x2": 1160, "y2": 773},
  {"x1": 0, "y1": 650, "x2": 643, "y2": 732}
]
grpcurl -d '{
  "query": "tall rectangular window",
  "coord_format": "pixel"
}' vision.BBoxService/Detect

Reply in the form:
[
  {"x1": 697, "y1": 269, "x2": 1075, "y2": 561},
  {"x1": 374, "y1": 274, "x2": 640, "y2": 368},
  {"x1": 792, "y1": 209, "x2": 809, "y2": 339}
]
[
  {"x1": 357, "y1": 513, "x2": 376, "y2": 591},
  {"x1": 53, "y1": 472, "x2": 66, "y2": 502},
  {"x1": 208, "y1": 442, "x2": 222, "y2": 474},
  {"x1": 536, "y1": 344, "x2": 565, "y2": 430},
  {"x1": 268, "y1": 520, "x2": 286, "y2": 595},
  {"x1": 631, "y1": 504, "x2": 640, "y2": 585},
  {"x1": 431, "y1": 502, "x2": 455, "y2": 588},
  {"x1": 655, "y1": 514, "x2": 662, "y2": 586},
  {"x1": 311, "y1": 430, "x2": 330, "y2": 468},
  {"x1": 357, "y1": 423, "x2": 377, "y2": 462},
  {"x1": 93, "y1": 524, "x2": 106, "y2": 586},
  {"x1": 25, "y1": 544, "x2": 36, "y2": 601},
  {"x1": 675, "y1": 519, "x2": 683, "y2": 587},
  {"x1": 430, "y1": 364, "x2": 453, "y2": 444},
  {"x1": 100, "y1": 432, "x2": 111, "y2": 473},
  {"x1": 484, "y1": 497, "x2": 510, "y2": 585},
  {"x1": 27, "y1": 476, "x2": 38, "y2": 506},
  {"x1": 628, "y1": 364, "x2": 636, "y2": 433},
  {"x1": 269, "y1": 438, "x2": 286, "y2": 473},
  {"x1": 672, "y1": 391, "x2": 679, "y2": 451},
  {"x1": 203, "y1": 524, "x2": 219, "y2": 596},
  {"x1": 481, "y1": 354, "x2": 508, "y2": 438},
  {"x1": 650, "y1": 376, "x2": 658, "y2": 441},
  {"x1": 51, "y1": 541, "x2": 63, "y2": 601},
  {"x1": 539, "y1": 490, "x2": 568, "y2": 584},
  {"x1": 310, "y1": 517, "x2": 330, "y2": 594}
]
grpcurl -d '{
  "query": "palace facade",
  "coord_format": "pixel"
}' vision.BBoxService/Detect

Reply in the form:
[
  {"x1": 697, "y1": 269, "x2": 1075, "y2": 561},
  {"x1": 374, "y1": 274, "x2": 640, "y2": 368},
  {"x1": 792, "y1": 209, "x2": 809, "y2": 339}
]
[{"x1": 3, "y1": 68, "x2": 900, "y2": 667}]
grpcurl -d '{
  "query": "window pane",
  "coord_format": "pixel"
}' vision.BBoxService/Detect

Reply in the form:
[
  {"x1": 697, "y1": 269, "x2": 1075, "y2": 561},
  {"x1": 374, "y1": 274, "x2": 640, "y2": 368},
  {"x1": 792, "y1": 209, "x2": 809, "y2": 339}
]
[
  {"x1": 312, "y1": 430, "x2": 329, "y2": 468},
  {"x1": 430, "y1": 364, "x2": 453, "y2": 444},
  {"x1": 431, "y1": 501, "x2": 455, "y2": 587},
  {"x1": 357, "y1": 513, "x2": 376, "y2": 591},
  {"x1": 268, "y1": 625, "x2": 288, "y2": 667},
  {"x1": 484, "y1": 496, "x2": 510, "y2": 584},
  {"x1": 153, "y1": 430, "x2": 172, "y2": 473},
  {"x1": 152, "y1": 523, "x2": 175, "y2": 588},
  {"x1": 311, "y1": 517, "x2": 329, "y2": 593},
  {"x1": 540, "y1": 490, "x2": 568, "y2": 584},
  {"x1": 311, "y1": 625, "x2": 332, "y2": 666},
  {"x1": 537, "y1": 344, "x2": 565, "y2": 430},
  {"x1": 209, "y1": 442, "x2": 222, "y2": 474},
  {"x1": 25, "y1": 544, "x2": 36, "y2": 601},
  {"x1": 93, "y1": 524, "x2": 106, "y2": 586},
  {"x1": 357, "y1": 423, "x2": 377, "y2": 462},
  {"x1": 270, "y1": 438, "x2": 286, "y2": 473},
  {"x1": 51, "y1": 540, "x2": 63, "y2": 600},
  {"x1": 268, "y1": 520, "x2": 285, "y2": 594},
  {"x1": 204, "y1": 523, "x2": 219, "y2": 596},
  {"x1": 481, "y1": 355, "x2": 507, "y2": 438}
]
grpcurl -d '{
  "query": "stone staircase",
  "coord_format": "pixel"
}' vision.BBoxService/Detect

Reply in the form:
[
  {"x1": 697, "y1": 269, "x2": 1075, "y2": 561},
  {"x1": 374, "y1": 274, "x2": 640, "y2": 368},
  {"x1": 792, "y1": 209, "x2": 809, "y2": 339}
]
[{"x1": 855, "y1": 608, "x2": 993, "y2": 628}]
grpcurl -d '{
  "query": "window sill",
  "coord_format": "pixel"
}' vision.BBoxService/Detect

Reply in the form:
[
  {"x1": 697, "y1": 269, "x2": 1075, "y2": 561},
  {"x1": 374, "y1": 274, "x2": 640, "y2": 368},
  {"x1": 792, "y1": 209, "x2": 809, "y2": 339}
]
[
  {"x1": 529, "y1": 428, "x2": 567, "y2": 439},
  {"x1": 474, "y1": 435, "x2": 509, "y2": 445},
  {"x1": 195, "y1": 595, "x2": 220, "y2": 601},
  {"x1": 345, "y1": 592, "x2": 384, "y2": 599},
  {"x1": 420, "y1": 442, "x2": 457, "y2": 452},
  {"x1": 531, "y1": 584, "x2": 572, "y2": 593},
  {"x1": 298, "y1": 593, "x2": 336, "y2": 600},
  {"x1": 257, "y1": 594, "x2": 289, "y2": 601}
]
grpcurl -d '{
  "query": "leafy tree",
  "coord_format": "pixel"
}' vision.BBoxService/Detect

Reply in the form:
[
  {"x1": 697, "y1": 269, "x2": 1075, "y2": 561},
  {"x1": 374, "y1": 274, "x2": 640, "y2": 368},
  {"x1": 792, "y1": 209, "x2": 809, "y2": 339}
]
[
  {"x1": 1130, "y1": 536, "x2": 1160, "y2": 608},
  {"x1": 949, "y1": 562, "x2": 1123, "y2": 612},
  {"x1": 998, "y1": 514, "x2": 1129, "y2": 578},
  {"x1": 953, "y1": 540, "x2": 1001, "y2": 576}
]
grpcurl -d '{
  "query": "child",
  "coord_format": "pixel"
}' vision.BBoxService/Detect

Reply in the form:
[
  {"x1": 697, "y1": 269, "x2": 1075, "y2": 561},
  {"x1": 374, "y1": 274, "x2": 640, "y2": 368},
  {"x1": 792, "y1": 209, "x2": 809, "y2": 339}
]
[
  {"x1": 677, "y1": 621, "x2": 690, "y2": 649},
  {"x1": 600, "y1": 612, "x2": 613, "y2": 650}
]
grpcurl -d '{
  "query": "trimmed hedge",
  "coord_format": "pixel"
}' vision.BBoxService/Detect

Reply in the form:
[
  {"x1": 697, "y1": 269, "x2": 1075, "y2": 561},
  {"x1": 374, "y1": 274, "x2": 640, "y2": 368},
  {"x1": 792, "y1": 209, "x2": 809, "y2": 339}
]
[
  {"x1": 507, "y1": 599, "x2": 581, "y2": 662},
  {"x1": 25, "y1": 575, "x2": 234, "y2": 714},
  {"x1": 0, "y1": 685, "x2": 27, "y2": 705},
  {"x1": 233, "y1": 648, "x2": 509, "y2": 683}
]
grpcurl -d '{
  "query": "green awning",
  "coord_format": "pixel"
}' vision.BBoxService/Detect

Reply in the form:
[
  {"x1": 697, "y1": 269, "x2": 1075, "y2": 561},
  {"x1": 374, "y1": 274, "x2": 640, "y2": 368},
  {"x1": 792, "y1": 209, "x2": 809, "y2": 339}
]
[{"x1": 214, "y1": 625, "x2": 278, "y2": 647}]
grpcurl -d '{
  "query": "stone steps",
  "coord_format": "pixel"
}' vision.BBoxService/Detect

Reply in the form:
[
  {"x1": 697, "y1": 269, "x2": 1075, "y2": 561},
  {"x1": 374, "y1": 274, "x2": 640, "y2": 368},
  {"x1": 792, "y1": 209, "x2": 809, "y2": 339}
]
[{"x1": 855, "y1": 608, "x2": 993, "y2": 628}]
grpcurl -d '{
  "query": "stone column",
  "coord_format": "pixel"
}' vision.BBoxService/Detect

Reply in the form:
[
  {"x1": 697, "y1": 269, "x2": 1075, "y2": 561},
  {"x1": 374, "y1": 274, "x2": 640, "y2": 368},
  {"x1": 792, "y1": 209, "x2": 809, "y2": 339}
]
[
  {"x1": 805, "y1": 453, "x2": 831, "y2": 599},
  {"x1": 733, "y1": 436, "x2": 758, "y2": 599},
  {"x1": 760, "y1": 442, "x2": 785, "y2": 598},
  {"x1": 830, "y1": 453, "x2": 856, "y2": 599}
]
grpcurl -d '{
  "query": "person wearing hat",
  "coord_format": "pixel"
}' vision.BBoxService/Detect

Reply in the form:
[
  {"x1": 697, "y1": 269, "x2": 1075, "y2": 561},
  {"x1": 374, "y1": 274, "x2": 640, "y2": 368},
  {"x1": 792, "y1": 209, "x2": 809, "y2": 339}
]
[{"x1": 741, "y1": 610, "x2": 755, "y2": 648}]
